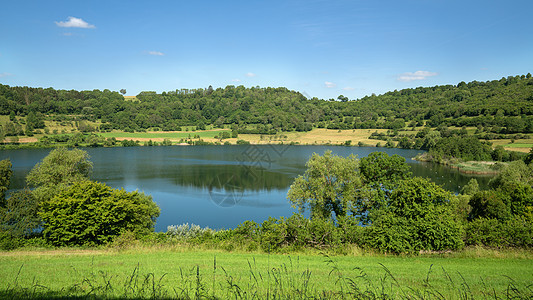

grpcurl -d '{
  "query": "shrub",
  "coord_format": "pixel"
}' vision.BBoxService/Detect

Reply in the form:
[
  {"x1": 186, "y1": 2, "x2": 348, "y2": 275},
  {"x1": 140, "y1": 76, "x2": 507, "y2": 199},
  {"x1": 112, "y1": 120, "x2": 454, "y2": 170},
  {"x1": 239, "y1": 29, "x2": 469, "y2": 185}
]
[
  {"x1": 39, "y1": 181, "x2": 160, "y2": 246},
  {"x1": 166, "y1": 223, "x2": 213, "y2": 239},
  {"x1": 465, "y1": 216, "x2": 533, "y2": 248},
  {"x1": 364, "y1": 177, "x2": 464, "y2": 253}
]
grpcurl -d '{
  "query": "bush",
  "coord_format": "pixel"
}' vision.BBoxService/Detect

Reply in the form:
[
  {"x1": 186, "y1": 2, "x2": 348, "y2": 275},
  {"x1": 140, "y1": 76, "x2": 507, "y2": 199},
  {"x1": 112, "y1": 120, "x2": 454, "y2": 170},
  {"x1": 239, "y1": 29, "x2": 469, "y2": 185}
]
[
  {"x1": 39, "y1": 181, "x2": 160, "y2": 246},
  {"x1": 166, "y1": 223, "x2": 213, "y2": 240},
  {"x1": 465, "y1": 216, "x2": 533, "y2": 248},
  {"x1": 236, "y1": 139, "x2": 250, "y2": 145},
  {"x1": 364, "y1": 177, "x2": 464, "y2": 253},
  {"x1": 1, "y1": 189, "x2": 41, "y2": 237},
  {"x1": 0, "y1": 231, "x2": 22, "y2": 250}
]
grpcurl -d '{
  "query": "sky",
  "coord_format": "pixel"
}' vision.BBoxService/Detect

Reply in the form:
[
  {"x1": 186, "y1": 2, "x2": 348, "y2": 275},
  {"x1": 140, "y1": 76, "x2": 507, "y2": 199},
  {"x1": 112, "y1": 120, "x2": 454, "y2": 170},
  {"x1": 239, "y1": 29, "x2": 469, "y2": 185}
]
[{"x1": 1, "y1": 0, "x2": 532, "y2": 100}]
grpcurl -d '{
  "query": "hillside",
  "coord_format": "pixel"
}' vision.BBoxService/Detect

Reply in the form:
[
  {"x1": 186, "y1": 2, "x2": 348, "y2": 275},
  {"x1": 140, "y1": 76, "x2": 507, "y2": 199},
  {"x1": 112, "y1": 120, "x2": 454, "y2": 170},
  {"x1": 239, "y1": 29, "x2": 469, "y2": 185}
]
[{"x1": 0, "y1": 74, "x2": 532, "y2": 148}]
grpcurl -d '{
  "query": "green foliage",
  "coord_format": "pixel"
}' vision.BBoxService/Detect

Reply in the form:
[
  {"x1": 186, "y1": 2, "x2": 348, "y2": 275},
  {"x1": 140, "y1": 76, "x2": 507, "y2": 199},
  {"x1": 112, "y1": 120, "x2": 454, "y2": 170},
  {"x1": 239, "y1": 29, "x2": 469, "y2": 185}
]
[
  {"x1": 468, "y1": 161, "x2": 533, "y2": 221},
  {"x1": 468, "y1": 190, "x2": 511, "y2": 221},
  {"x1": 359, "y1": 152, "x2": 411, "y2": 186},
  {"x1": 0, "y1": 231, "x2": 22, "y2": 250},
  {"x1": 465, "y1": 216, "x2": 533, "y2": 248},
  {"x1": 0, "y1": 159, "x2": 12, "y2": 207},
  {"x1": 0, "y1": 189, "x2": 40, "y2": 237},
  {"x1": 39, "y1": 181, "x2": 160, "y2": 246},
  {"x1": 257, "y1": 214, "x2": 343, "y2": 252},
  {"x1": 489, "y1": 160, "x2": 533, "y2": 190},
  {"x1": 26, "y1": 147, "x2": 92, "y2": 202},
  {"x1": 2, "y1": 74, "x2": 533, "y2": 135},
  {"x1": 367, "y1": 177, "x2": 464, "y2": 253},
  {"x1": 287, "y1": 151, "x2": 361, "y2": 219},
  {"x1": 525, "y1": 147, "x2": 533, "y2": 165},
  {"x1": 166, "y1": 223, "x2": 213, "y2": 239},
  {"x1": 356, "y1": 152, "x2": 412, "y2": 224},
  {"x1": 429, "y1": 136, "x2": 493, "y2": 162},
  {"x1": 25, "y1": 111, "x2": 44, "y2": 130},
  {"x1": 461, "y1": 178, "x2": 479, "y2": 196}
]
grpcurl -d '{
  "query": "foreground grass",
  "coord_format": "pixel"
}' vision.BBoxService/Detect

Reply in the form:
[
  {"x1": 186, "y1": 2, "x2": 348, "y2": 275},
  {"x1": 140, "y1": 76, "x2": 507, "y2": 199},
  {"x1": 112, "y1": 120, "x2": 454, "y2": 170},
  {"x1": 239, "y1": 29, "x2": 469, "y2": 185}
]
[{"x1": 1, "y1": 246, "x2": 532, "y2": 299}]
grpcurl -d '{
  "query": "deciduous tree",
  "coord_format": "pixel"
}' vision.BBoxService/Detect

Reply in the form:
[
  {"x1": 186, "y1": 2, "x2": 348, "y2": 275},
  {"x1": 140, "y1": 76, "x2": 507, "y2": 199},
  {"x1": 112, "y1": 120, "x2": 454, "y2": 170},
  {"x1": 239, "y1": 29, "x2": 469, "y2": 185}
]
[
  {"x1": 287, "y1": 151, "x2": 361, "y2": 219},
  {"x1": 39, "y1": 181, "x2": 160, "y2": 246}
]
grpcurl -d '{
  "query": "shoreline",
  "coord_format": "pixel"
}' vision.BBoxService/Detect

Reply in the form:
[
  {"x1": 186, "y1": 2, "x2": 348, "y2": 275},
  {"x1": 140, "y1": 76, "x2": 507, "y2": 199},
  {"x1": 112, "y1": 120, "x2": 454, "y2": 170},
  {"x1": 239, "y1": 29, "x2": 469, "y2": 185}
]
[{"x1": 414, "y1": 153, "x2": 503, "y2": 175}]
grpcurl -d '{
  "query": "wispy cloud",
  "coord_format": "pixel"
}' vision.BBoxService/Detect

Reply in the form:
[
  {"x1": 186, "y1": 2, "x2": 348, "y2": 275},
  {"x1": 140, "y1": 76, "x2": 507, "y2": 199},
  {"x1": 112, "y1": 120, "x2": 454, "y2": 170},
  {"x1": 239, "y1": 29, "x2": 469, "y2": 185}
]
[
  {"x1": 0, "y1": 72, "x2": 13, "y2": 78},
  {"x1": 324, "y1": 81, "x2": 337, "y2": 88},
  {"x1": 231, "y1": 79, "x2": 241, "y2": 82},
  {"x1": 148, "y1": 51, "x2": 165, "y2": 56},
  {"x1": 397, "y1": 71, "x2": 438, "y2": 82},
  {"x1": 245, "y1": 72, "x2": 256, "y2": 77},
  {"x1": 55, "y1": 17, "x2": 95, "y2": 29},
  {"x1": 342, "y1": 87, "x2": 355, "y2": 91}
]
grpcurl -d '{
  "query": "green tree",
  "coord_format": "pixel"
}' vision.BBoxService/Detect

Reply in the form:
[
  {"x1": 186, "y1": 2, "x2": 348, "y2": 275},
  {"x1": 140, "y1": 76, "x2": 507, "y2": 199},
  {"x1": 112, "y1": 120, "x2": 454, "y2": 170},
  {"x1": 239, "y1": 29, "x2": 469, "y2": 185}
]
[
  {"x1": 26, "y1": 111, "x2": 45, "y2": 130},
  {"x1": 356, "y1": 152, "x2": 412, "y2": 223},
  {"x1": 461, "y1": 178, "x2": 479, "y2": 196},
  {"x1": 0, "y1": 159, "x2": 13, "y2": 208},
  {"x1": 367, "y1": 177, "x2": 463, "y2": 253},
  {"x1": 26, "y1": 148, "x2": 93, "y2": 202},
  {"x1": 1, "y1": 189, "x2": 40, "y2": 237},
  {"x1": 39, "y1": 181, "x2": 160, "y2": 246},
  {"x1": 287, "y1": 151, "x2": 361, "y2": 219},
  {"x1": 468, "y1": 190, "x2": 510, "y2": 221},
  {"x1": 525, "y1": 147, "x2": 533, "y2": 165}
]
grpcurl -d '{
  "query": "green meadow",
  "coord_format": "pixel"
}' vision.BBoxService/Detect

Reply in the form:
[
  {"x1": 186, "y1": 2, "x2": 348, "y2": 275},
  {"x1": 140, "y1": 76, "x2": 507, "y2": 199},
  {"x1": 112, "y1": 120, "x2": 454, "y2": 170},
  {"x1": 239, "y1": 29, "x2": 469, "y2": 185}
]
[
  {"x1": 100, "y1": 129, "x2": 231, "y2": 140},
  {"x1": 1, "y1": 247, "x2": 532, "y2": 299}
]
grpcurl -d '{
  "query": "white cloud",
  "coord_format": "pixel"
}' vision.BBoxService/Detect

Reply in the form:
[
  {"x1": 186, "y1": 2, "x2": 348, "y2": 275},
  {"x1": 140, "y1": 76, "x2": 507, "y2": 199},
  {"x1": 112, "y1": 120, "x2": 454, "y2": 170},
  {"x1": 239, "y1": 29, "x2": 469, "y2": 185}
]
[
  {"x1": 397, "y1": 70, "x2": 438, "y2": 82},
  {"x1": 231, "y1": 79, "x2": 241, "y2": 82},
  {"x1": 324, "y1": 81, "x2": 337, "y2": 88},
  {"x1": 0, "y1": 72, "x2": 13, "y2": 78},
  {"x1": 55, "y1": 17, "x2": 95, "y2": 29},
  {"x1": 342, "y1": 87, "x2": 355, "y2": 91},
  {"x1": 245, "y1": 72, "x2": 256, "y2": 77},
  {"x1": 148, "y1": 51, "x2": 165, "y2": 56}
]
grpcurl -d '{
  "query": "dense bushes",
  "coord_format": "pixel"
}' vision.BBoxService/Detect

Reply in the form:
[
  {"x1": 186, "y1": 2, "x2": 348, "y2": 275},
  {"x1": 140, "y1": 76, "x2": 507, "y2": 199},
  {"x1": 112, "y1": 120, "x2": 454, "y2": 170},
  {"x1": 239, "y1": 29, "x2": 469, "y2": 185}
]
[
  {"x1": 428, "y1": 136, "x2": 493, "y2": 162},
  {"x1": 1, "y1": 149, "x2": 532, "y2": 253},
  {"x1": 465, "y1": 216, "x2": 533, "y2": 248},
  {"x1": 40, "y1": 181, "x2": 160, "y2": 246}
]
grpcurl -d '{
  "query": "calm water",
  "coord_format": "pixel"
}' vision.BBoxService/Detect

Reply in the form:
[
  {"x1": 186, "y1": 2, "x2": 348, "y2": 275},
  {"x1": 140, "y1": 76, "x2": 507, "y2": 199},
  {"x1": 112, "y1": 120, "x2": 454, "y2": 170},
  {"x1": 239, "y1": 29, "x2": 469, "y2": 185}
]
[{"x1": 1, "y1": 146, "x2": 492, "y2": 231}]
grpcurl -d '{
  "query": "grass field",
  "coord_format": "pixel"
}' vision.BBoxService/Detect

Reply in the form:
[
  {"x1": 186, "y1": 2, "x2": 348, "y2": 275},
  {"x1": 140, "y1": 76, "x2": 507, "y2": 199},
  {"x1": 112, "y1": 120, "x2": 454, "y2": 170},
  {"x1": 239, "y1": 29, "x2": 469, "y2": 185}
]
[
  {"x1": 491, "y1": 139, "x2": 533, "y2": 153},
  {"x1": 100, "y1": 129, "x2": 231, "y2": 142},
  {"x1": 96, "y1": 128, "x2": 388, "y2": 146},
  {"x1": 240, "y1": 128, "x2": 387, "y2": 146},
  {"x1": 1, "y1": 247, "x2": 532, "y2": 299}
]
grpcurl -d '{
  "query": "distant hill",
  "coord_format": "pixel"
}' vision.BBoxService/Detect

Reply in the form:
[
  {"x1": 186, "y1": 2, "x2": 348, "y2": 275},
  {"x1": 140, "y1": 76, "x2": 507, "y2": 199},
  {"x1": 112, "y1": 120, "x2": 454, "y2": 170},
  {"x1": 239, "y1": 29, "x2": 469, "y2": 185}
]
[{"x1": 1, "y1": 74, "x2": 532, "y2": 134}]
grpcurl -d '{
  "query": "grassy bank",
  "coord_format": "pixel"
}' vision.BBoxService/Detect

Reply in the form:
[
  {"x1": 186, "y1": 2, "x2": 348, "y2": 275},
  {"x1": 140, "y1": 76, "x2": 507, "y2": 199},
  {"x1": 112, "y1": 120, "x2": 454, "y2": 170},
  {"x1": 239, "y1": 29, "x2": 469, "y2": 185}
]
[
  {"x1": 1, "y1": 247, "x2": 532, "y2": 299},
  {"x1": 415, "y1": 153, "x2": 506, "y2": 175}
]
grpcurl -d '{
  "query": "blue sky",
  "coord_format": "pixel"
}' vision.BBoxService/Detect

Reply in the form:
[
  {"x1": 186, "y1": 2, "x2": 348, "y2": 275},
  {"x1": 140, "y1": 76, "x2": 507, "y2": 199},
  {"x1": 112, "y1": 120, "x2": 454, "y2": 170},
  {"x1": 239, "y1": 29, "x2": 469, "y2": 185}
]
[{"x1": 1, "y1": 0, "x2": 532, "y2": 100}]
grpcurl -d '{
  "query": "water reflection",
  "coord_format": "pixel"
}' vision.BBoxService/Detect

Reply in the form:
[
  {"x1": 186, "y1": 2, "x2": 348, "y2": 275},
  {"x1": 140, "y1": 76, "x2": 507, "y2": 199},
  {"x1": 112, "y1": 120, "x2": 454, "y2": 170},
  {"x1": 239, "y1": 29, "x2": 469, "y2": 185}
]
[{"x1": 1, "y1": 145, "x2": 494, "y2": 230}]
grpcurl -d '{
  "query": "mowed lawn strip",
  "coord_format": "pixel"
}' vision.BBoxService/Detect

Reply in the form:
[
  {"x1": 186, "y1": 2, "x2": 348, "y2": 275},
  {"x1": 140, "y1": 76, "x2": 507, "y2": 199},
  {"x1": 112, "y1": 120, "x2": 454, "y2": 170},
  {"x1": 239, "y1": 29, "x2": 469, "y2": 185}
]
[{"x1": 1, "y1": 248, "x2": 532, "y2": 298}]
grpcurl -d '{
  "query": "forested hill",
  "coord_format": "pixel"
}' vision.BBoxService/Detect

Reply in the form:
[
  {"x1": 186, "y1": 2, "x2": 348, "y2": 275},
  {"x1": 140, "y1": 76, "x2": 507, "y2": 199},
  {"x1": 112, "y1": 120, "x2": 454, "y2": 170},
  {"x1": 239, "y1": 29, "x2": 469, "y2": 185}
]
[{"x1": 1, "y1": 74, "x2": 532, "y2": 133}]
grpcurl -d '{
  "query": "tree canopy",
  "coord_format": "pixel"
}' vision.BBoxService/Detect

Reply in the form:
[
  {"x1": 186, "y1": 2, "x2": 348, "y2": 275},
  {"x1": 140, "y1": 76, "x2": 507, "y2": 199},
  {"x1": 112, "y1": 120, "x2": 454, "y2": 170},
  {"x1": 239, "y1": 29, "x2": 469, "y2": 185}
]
[
  {"x1": 1, "y1": 74, "x2": 532, "y2": 135},
  {"x1": 0, "y1": 159, "x2": 12, "y2": 207},
  {"x1": 26, "y1": 147, "x2": 92, "y2": 202},
  {"x1": 39, "y1": 181, "x2": 160, "y2": 246},
  {"x1": 287, "y1": 151, "x2": 361, "y2": 219}
]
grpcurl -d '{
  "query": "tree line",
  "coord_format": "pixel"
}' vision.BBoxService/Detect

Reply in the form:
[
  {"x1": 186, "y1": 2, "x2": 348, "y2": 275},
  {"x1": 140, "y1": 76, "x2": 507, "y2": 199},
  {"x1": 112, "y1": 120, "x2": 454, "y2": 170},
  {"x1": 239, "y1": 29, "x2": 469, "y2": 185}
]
[
  {"x1": 1, "y1": 149, "x2": 531, "y2": 253},
  {"x1": 1, "y1": 74, "x2": 533, "y2": 136}
]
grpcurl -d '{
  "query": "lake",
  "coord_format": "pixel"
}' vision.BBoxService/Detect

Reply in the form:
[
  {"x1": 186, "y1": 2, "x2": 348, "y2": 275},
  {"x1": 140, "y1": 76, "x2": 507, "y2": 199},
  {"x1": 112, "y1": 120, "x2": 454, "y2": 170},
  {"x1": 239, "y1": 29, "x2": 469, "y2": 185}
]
[{"x1": 1, "y1": 145, "x2": 493, "y2": 231}]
